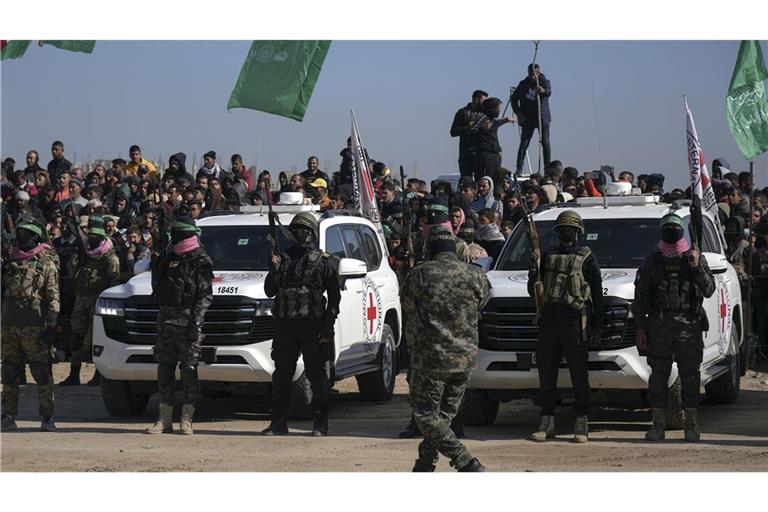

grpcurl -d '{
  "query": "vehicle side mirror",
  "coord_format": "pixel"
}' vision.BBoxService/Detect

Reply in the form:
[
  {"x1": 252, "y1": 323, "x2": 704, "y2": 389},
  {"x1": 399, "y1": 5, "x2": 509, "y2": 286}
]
[{"x1": 338, "y1": 258, "x2": 367, "y2": 278}]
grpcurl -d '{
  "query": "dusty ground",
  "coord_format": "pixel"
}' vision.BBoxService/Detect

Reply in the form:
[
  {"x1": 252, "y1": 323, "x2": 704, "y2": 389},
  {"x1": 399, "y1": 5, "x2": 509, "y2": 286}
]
[{"x1": 2, "y1": 362, "x2": 767, "y2": 472}]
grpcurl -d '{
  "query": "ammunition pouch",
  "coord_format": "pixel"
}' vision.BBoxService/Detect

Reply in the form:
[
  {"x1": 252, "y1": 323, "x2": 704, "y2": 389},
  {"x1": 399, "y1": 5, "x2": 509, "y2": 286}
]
[{"x1": 542, "y1": 247, "x2": 592, "y2": 310}]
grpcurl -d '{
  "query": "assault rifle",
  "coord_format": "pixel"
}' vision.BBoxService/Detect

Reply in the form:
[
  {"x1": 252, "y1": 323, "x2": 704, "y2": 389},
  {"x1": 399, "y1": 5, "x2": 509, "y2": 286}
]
[
  {"x1": 151, "y1": 202, "x2": 171, "y2": 295},
  {"x1": 399, "y1": 165, "x2": 415, "y2": 268},
  {"x1": 267, "y1": 188, "x2": 278, "y2": 258},
  {"x1": 512, "y1": 173, "x2": 543, "y2": 319},
  {"x1": 66, "y1": 202, "x2": 87, "y2": 266}
]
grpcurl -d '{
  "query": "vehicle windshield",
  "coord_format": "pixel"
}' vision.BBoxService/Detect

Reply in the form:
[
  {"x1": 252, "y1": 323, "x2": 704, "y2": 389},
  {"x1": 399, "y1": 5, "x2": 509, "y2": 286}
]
[
  {"x1": 496, "y1": 218, "x2": 663, "y2": 270},
  {"x1": 199, "y1": 225, "x2": 288, "y2": 271}
]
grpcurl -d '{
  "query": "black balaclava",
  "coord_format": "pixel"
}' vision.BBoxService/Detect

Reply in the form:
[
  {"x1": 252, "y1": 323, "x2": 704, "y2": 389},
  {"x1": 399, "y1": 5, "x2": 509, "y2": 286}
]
[
  {"x1": 556, "y1": 226, "x2": 578, "y2": 246},
  {"x1": 16, "y1": 226, "x2": 40, "y2": 251},
  {"x1": 88, "y1": 234, "x2": 104, "y2": 249},
  {"x1": 661, "y1": 225, "x2": 684, "y2": 244},
  {"x1": 171, "y1": 215, "x2": 198, "y2": 245},
  {"x1": 288, "y1": 225, "x2": 315, "y2": 250}
]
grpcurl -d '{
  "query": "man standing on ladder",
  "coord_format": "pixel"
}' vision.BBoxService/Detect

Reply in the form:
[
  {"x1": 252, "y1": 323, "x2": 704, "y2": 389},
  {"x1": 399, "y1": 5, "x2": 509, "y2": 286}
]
[{"x1": 512, "y1": 63, "x2": 552, "y2": 175}]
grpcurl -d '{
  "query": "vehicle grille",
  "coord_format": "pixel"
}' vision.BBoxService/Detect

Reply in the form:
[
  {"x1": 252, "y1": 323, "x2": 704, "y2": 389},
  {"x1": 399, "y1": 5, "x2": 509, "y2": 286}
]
[
  {"x1": 102, "y1": 296, "x2": 274, "y2": 346},
  {"x1": 479, "y1": 296, "x2": 635, "y2": 352}
]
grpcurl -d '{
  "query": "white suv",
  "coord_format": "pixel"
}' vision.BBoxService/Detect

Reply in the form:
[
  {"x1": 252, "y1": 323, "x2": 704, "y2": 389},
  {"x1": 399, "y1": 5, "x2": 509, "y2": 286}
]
[
  {"x1": 93, "y1": 203, "x2": 401, "y2": 418},
  {"x1": 463, "y1": 195, "x2": 745, "y2": 426}
]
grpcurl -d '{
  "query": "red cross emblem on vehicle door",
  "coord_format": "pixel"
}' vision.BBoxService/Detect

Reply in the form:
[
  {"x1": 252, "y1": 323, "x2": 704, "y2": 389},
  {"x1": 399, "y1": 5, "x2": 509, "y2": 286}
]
[
  {"x1": 719, "y1": 288, "x2": 727, "y2": 332},
  {"x1": 366, "y1": 292, "x2": 377, "y2": 335}
]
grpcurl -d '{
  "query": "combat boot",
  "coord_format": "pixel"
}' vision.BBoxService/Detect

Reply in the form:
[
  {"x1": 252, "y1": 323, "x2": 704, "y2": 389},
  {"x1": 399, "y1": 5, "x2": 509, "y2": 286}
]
[
  {"x1": 645, "y1": 408, "x2": 666, "y2": 441},
  {"x1": 398, "y1": 415, "x2": 422, "y2": 439},
  {"x1": 40, "y1": 416, "x2": 57, "y2": 432},
  {"x1": 311, "y1": 411, "x2": 328, "y2": 437},
  {"x1": 684, "y1": 408, "x2": 700, "y2": 442},
  {"x1": 412, "y1": 459, "x2": 436, "y2": 472},
  {"x1": 261, "y1": 416, "x2": 289, "y2": 436},
  {"x1": 179, "y1": 404, "x2": 195, "y2": 435},
  {"x1": 530, "y1": 415, "x2": 556, "y2": 442},
  {"x1": 145, "y1": 403, "x2": 174, "y2": 434},
  {"x1": 1, "y1": 414, "x2": 18, "y2": 431},
  {"x1": 573, "y1": 415, "x2": 589, "y2": 443},
  {"x1": 87, "y1": 370, "x2": 101, "y2": 387},
  {"x1": 454, "y1": 458, "x2": 487, "y2": 472},
  {"x1": 59, "y1": 363, "x2": 81, "y2": 386}
]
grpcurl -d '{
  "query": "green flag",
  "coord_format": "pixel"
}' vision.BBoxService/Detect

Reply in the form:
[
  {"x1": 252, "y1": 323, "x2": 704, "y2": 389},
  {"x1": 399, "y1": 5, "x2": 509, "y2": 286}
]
[
  {"x1": 0, "y1": 40, "x2": 31, "y2": 60},
  {"x1": 228, "y1": 40, "x2": 331, "y2": 122},
  {"x1": 40, "y1": 40, "x2": 96, "y2": 54},
  {"x1": 726, "y1": 40, "x2": 768, "y2": 159}
]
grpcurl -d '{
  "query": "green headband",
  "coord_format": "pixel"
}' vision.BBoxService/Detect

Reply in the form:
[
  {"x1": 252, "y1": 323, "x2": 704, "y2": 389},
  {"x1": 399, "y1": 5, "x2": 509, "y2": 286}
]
[
  {"x1": 660, "y1": 214, "x2": 685, "y2": 229},
  {"x1": 172, "y1": 222, "x2": 202, "y2": 235},
  {"x1": 89, "y1": 227, "x2": 106, "y2": 236},
  {"x1": 17, "y1": 223, "x2": 43, "y2": 237},
  {"x1": 427, "y1": 204, "x2": 449, "y2": 214}
]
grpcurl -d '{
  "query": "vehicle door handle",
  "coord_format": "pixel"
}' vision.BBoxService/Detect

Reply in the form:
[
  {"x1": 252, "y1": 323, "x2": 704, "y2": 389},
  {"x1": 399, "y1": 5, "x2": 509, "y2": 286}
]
[
  {"x1": 712, "y1": 267, "x2": 727, "y2": 275},
  {"x1": 375, "y1": 282, "x2": 385, "y2": 288}
]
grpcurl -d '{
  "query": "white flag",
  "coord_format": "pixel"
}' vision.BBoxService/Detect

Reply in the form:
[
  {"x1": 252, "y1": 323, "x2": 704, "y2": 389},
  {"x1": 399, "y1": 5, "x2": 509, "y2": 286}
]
[
  {"x1": 350, "y1": 111, "x2": 380, "y2": 223},
  {"x1": 685, "y1": 97, "x2": 720, "y2": 226}
]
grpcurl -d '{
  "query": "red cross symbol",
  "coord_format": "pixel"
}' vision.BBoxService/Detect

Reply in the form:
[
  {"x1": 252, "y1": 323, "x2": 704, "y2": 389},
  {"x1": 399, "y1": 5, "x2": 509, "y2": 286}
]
[
  {"x1": 719, "y1": 288, "x2": 727, "y2": 332},
  {"x1": 366, "y1": 292, "x2": 377, "y2": 335}
]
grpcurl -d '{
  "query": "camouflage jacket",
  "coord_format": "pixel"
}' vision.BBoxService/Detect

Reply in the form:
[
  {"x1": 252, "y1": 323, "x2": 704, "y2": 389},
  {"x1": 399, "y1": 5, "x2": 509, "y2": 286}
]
[
  {"x1": 401, "y1": 252, "x2": 491, "y2": 372},
  {"x1": 1, "y1": 248, "x2": 60, "y2": 328},
  {"x1": 69, "y1": 249, "x2": 121, "y2": 297}
]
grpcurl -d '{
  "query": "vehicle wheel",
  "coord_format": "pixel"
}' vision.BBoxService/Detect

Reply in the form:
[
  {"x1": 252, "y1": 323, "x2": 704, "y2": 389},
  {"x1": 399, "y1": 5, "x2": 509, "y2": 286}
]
[
  {"x1": 665, "y1": 378, "x2": 685, "y2": 430},
  {"x1": 705, "y1": 322, "x2": 741, "y2": 404},
  {"x1": 100, "y1": 377, "x2": 150, "y2": 417},
  {"x1": 287, "y1": 372, "x2": 314, "y2": 420},
  {"x1": 356, "y1": 324, "x2": 397, "y2": 402},
  {"x1": 460, "y1": 389, "x2": 499, "y2": 426}
]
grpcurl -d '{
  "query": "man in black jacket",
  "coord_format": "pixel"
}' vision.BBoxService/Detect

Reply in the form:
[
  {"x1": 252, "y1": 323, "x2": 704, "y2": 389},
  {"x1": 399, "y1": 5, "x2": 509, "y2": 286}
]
[
  {"x1": 475, "y1": 97, "x2": 515, "y2": 182},
  {"x1": 47, "y1": 140, "x2": 72, "y2": 185},
  {"x1": 512, "y1": 64, "x2": 552, "y2": 175},
  {"x1": 450, "y1": 90, "x2": 488, "y2": 180}
]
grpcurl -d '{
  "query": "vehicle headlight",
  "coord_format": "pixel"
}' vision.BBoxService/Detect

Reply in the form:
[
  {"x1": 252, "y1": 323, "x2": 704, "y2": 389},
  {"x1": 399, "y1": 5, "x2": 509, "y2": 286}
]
[
  {"x1": 96, "y1": 297, "x2": 125, "y2": 317},
  {"x1": 254, "y1": 299, "x2": 274, "y2": 317}
]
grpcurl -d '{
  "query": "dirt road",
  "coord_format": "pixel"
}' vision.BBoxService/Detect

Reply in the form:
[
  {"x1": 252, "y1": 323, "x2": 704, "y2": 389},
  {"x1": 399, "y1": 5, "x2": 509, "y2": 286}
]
[{"x1": 2, "y1": 363, "x2": 767, "y2": 472}]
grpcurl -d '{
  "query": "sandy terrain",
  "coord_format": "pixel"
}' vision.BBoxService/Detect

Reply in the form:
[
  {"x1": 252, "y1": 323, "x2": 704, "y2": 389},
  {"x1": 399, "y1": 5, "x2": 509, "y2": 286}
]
[{"x1": 2, "y1": 362, "x2": 767, "y2": 472}]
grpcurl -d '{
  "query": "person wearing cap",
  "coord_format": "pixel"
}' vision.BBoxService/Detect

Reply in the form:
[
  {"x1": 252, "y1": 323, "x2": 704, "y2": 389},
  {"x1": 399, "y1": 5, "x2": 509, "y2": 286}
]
[
  {"x1": 145, "y1": 216, "x2": 213, "y2": 436},
  {"x1": 60, "y1": 215, "x2": 120, "y2": 387},
  {"x1": 262, "y1": 212, "x2": 341, "y2": 437},
  {"x1": 125, "y1": 144, "x2": 157, "y2": 180},
  {"x1": 401, "y1": 226, "x2": 491, "y2": 472},
  {"x1": 529, "y1": 210, "x2": 603, "y2": 443},
  {"x1": 308, "y1": 177, "x2": 331, "y2": 210},
  {"x1": 633, "y1": 213, "x2": 715, "y2": 442},
  {"x1": 1, "y1": 219, "x2": 60, "y2": 432}
]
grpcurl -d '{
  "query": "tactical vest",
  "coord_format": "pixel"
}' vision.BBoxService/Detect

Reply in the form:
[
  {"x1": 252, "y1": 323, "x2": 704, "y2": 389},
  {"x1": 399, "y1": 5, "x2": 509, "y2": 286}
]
[
  {"x1": 649, "y1": 253, "x2": 696, "y2": 313},
  {"x1": 4, "y1": 256, "x2": 45, "y2": 308},
  {"x1": 157, "y1": 250, "x2": 203, "y2": 308},
  {"x1": 73, "y1": 252, "x2": 112, "y2": 295},
  {"x1": 542, "y1": 247, "x2": 592, "y2": 309},
  {"x1": 273, "y1": 250, "x2": 326, "y2": 320}
]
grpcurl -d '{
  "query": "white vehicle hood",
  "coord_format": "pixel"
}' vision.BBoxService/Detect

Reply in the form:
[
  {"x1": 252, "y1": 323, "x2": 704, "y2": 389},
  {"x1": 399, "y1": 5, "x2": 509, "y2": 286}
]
[
  {"x1": 100, "y1": 270, "x2": 269, "y2": 299},
  {"x1": 487, "y1": 268, "x2": 639, "y2": 301}
]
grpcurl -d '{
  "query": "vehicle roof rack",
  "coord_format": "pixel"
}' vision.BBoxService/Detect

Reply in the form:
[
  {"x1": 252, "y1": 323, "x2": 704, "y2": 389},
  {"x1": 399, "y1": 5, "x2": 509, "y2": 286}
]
[{"x1": 573, "y1": 195, "x2": 661, "y2": 207}]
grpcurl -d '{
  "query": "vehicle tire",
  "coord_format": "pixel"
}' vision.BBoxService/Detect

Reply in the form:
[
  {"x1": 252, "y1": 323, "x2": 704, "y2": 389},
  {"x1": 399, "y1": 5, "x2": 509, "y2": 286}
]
[
  {"x1": 286, "y1": 372, "x2": 314, "y2": 420},
  {"x1": 665, "y1": 378, "x2": 685, "y2": 430},
  {"x1": 356, "y1": 324, "x2": 397, "y2": 402},
  {"x1": 460, "y1": 389, "x2": 499, "y2": 426},
  {"x1": 705, "y1": 322, "x2": 741, "y2": 404},
  {"x1": 100, "y1": 377, "x2": 150, "y2": 417}
]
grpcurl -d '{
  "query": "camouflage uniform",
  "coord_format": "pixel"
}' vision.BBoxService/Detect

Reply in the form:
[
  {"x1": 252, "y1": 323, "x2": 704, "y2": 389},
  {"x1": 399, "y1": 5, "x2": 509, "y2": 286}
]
[
  {"x1": 401, "y1": 229, "x2": 490, "y2": 470},
  {"x1": 67, "y1": 246, "x2": 120, "y2": 364},
  {"x1": 1, "y1": 245, "x2": 60, "y2": 419}
]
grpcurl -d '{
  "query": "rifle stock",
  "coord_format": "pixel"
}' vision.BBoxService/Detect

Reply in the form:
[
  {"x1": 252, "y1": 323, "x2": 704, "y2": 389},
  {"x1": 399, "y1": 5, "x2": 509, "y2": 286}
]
[{"x1": 511, "y1": 173, "x2": 544, "y2": 320}]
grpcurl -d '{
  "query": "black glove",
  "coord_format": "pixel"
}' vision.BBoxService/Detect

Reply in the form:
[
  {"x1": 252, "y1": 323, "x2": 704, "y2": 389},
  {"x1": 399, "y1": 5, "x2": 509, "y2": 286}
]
[{"x1": 40, "y1": 327, "x2": 57, "y2": 347}]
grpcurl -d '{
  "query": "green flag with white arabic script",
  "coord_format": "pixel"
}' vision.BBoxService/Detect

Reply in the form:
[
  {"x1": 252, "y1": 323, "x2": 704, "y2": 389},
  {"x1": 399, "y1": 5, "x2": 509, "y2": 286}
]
[
  {"x1": 40, "y1": 40, "x2": 96, "y2": 54},
  {"x1": 726, "y1": 40, "x2": 768, "y2": 159},
  {"x1": 228, "y1": 41, "x2": 331, "y2": 122}
]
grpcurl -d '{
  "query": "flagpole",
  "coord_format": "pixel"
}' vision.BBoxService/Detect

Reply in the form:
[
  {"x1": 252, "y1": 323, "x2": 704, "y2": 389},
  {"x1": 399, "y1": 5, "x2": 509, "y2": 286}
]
[
  {"x1": 532, "y1": 40, "x2": 543, "y2": 174},
  {"x1": 746, "y1": 158, "x2": 755, "y2": 364}
]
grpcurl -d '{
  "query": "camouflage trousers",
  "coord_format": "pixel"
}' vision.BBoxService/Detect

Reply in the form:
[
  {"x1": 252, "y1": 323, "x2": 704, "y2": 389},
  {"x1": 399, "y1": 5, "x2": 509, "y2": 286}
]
[
  {"x1": 70, "y1": 294, "x2": 98, "y2": 364},
  {"x1": 646, "y1": 316, "x2": 704, "y2": 409},
  {"x1": 154, "y1": 322, "x2": 202, "y2": 405},
  {"x1": 410, "y1": 369, "x2": 473, "y2": 468},
  {"x1": 1, "y1": 326, "x2": 54, "y2": 417}
]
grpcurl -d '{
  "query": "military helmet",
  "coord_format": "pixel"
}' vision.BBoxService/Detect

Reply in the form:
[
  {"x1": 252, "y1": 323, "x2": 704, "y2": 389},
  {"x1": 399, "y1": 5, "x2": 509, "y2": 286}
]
[
  {"x1": 290, "y1": 211, "x2": 319, "y2": 239},
  {"x1": 660, "y1": 213, "x2": 685, "y2": 230},
  {"x1": 554, "y1": 210, "x2": 584, "y2": 233}
]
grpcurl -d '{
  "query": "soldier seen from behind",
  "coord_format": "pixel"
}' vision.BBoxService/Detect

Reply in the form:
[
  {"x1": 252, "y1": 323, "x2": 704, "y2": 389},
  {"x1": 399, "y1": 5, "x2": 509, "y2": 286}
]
[
  {"x1": 261, "y1": 212, "x2": 341, "y2": 437},
  {"x1": 1, "y1": 219, "x2": 60, "y2": 431},
  {"x1": 529, "y1": 210, "x2": 603, "y2": 443},
  {"x1": 633, "y1": 214, "x2": 715, "y2": 442},
  {"x1": 145, "y1": 216, "x2": 213, "y2": 435},
  {"x1": 401, "y1": 226, "x2": 491, "y2": 472}
]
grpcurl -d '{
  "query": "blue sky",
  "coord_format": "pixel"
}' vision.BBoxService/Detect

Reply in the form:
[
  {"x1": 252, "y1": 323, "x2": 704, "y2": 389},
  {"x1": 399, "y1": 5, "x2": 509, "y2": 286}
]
[{"x1": 2, "y1": 40, "x2": 766, "y2": 189}]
